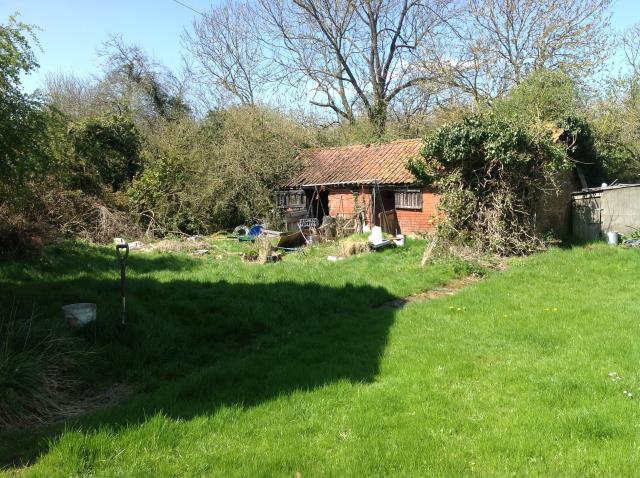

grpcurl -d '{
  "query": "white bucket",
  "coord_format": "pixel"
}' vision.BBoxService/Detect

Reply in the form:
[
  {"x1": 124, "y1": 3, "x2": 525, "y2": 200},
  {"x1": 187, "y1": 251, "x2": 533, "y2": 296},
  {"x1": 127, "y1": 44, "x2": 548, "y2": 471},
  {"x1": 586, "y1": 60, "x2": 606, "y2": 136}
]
[
  {"x1": 62, "y1": 303, "x2": 97, "y2": 328},
  {"x1": 369, "y1": 226, "x2": 384, "y2": 246},
  {"x1": 393, "y1": 234, "x2": 405, "y2": 247},
  {"x1": 606, "y1": 231, "x2": 619, "y2": 246}
]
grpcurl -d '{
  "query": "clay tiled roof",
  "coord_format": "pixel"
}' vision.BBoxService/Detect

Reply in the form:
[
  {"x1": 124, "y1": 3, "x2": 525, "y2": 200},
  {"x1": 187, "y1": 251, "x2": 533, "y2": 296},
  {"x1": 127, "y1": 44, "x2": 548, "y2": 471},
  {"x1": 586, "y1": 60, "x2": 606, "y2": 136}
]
[{"x1": 286, "y1": 139, "x2": 423, "y2": 187}]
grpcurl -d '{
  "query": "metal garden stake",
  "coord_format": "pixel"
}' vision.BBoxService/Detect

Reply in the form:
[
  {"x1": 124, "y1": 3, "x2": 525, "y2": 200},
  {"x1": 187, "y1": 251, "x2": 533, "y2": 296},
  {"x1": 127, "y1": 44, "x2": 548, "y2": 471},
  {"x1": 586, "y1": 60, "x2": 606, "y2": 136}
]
[{"x1": 116, "y1": 243, "x2": 129, "y2": 325}]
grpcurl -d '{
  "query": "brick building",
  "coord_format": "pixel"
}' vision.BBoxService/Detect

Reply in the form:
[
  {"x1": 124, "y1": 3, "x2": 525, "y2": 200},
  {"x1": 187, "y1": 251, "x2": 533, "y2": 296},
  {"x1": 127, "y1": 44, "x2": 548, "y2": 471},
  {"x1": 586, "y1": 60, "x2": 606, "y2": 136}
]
[{"x1": 276, "y1": 139, "x2": 439, "y2": 234}]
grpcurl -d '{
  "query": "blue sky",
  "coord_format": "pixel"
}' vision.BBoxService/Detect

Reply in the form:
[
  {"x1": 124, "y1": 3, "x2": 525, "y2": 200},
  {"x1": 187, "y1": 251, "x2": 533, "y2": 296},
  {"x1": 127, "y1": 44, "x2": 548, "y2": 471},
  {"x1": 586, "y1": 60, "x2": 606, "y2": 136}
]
[
  {"x1": 0, "y1": 0, "x2": 216, "y2": 92},
  {"x1": 2, "y1": 0, "x2": 640, "y2": 94}
]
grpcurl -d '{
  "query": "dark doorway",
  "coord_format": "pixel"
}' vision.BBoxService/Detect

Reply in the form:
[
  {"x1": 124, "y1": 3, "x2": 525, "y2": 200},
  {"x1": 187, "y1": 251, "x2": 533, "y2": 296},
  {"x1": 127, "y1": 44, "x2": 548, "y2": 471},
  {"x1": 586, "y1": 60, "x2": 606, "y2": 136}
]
[{"x1": 309, "y1": 187, "x2": 329, "y2": 222}]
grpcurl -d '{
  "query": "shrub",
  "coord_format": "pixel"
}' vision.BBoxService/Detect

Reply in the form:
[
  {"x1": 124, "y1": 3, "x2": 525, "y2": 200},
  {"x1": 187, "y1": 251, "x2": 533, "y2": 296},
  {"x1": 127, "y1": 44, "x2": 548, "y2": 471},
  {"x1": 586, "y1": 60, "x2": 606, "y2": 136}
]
[
  {"x1": 128, "y1": 106, "x2": 310, "y2": 234},
  {"x1": 67, "y1": 114, "x2": 142, "y2": 193},
  {"x1": 408, "y1": 114, "x2": 571, "y2": 255}
]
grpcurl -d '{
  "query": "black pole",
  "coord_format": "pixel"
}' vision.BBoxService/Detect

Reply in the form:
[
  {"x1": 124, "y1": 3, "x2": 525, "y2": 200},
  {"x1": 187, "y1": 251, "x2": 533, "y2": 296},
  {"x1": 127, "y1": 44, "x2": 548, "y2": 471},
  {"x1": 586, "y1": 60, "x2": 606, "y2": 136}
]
[{"x1": 116, "y1": 243, "x2": 129, "y2": 325}]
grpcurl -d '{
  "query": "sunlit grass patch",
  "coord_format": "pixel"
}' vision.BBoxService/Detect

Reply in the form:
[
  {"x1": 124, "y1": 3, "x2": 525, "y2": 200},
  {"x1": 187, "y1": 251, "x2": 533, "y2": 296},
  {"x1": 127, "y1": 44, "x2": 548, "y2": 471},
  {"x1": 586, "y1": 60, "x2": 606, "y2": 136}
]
[{"x1": 1, "y1": 242, "x2": 638, "y2": 476}]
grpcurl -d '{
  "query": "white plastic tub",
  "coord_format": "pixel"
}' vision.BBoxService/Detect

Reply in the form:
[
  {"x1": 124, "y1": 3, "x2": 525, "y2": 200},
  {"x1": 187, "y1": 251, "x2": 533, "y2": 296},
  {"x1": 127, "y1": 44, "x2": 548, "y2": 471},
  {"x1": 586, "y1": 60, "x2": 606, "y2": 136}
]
[
  {"x1": 606, "y1": 231, "x2": 619, "y2": 246},
  {"x1": 62, "y1": 303, "x2": 97, "y2": 328},
  {"x1": 393, "y1": 234, "x2": 405, "y2": 247}
]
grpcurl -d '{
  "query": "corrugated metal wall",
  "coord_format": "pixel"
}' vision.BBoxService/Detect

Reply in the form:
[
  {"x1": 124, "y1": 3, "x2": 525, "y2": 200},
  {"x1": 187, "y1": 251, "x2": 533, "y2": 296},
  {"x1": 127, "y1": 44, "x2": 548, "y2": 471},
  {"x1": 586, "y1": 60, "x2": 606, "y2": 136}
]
[{"x1": 572, "y1": 185, "x2": 640, "y2": 240}]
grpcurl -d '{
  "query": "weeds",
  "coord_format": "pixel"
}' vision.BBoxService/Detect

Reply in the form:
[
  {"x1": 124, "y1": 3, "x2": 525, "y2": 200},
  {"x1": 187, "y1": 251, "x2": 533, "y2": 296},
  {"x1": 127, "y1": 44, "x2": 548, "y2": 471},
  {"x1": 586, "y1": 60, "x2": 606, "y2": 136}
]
[{"x1": 0, "y1": 305, "x2": 89, "y2": 429}]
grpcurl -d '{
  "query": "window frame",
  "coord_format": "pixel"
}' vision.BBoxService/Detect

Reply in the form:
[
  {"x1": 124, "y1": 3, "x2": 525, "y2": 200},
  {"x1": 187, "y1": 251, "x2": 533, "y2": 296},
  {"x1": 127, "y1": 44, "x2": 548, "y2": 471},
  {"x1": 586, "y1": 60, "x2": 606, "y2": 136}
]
[
  {"x1": 276, "y1": 189, "x2": 306, "y2": 209},
  {"x1": 394, "y1": 188, "x2": 423, "y2": 210}
]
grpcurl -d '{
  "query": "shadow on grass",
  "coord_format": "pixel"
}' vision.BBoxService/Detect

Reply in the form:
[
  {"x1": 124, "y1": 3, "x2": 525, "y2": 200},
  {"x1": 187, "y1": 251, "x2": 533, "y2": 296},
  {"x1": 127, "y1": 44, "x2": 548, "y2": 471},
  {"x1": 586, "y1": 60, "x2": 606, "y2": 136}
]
[
  {"x1": 0, "y1": 242, "x2": 201, "y2": 283},
  {"x1": 0, "y1": 250, "x2": 397, "y2": 468}
]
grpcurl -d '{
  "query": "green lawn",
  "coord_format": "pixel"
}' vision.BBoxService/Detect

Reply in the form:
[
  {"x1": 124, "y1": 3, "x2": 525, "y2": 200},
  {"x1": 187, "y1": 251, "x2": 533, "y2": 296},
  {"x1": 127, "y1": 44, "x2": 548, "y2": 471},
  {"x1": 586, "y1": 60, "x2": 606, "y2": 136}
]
[{"x1": 1, "y1": 241, "x2": 639, "y2": 476}]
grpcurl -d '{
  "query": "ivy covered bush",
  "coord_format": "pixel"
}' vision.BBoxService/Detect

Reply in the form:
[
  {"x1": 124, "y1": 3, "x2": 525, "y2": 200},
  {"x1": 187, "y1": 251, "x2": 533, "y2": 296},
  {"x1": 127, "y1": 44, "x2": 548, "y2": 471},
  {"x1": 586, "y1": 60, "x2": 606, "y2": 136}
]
[{"x1": 407, "y1": 114, "x2": 572, "y2": 255}]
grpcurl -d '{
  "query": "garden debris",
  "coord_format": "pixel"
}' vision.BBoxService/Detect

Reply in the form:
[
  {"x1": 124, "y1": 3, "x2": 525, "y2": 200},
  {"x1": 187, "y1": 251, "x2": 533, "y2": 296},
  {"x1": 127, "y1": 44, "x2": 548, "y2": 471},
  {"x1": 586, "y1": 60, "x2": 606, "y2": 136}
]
[
  {"x1": 320, "y1": 216, "x2": 337, "y2": 239},
  {"x1": 192, "y1": 249, "x2": 210, "y2": 255},
  {"x1": 241, "y1": 250, "x2": 282, "y2": 263},
  {"x1": 421, "y1": 235, "x2": 439, "y2": 266},
  {"x1": 241, "y1": 236, "x2": 282, "y2": 263},
  {"x1": 142, "y1": 237, "x2": 210, "y2": 253},
  {"x1": 368, "y1": 226, "x2": 392, "y2": 249},
  {"x1": 262, "y1": 229, "x2": 283, "y2": 237},
  {"x1": 114, "y1": 238, "x2": 143, "y2": 250},
  {"x1": 277, "y1": 230, "x2": 306, "y2": 248},
  {"x1": 257, "y1": 236, "x2": 278, "y2": 263},
  {"x1": 233, "y1": 225, "x2": 249, "y2": 236},
  {"x1": 339, "y1": 237, "x2": 371, "y2": 256},
  {"x1": 249, "y1": 224, "x2": 264, "y2": 237},
  {"x1": 62, "y1": 303, "x2": 97, "y2": 329},
  {"x1": 392, "y1": 234, "x2": 405, "y2": 247},
  {"x1": 327, "y1": 255, "x2": 345, "y2": 261},
  {"x1": 623, "y1": 238, "x2": 640, "y2": 247}
]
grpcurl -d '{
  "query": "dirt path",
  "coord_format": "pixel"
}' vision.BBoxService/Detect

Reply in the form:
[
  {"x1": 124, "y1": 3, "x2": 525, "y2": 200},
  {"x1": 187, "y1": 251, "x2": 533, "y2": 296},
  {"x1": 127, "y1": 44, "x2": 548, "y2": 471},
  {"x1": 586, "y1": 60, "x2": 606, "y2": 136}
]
[{"x1": 381, "y1": 275, "x2": 482, "y2": 309}]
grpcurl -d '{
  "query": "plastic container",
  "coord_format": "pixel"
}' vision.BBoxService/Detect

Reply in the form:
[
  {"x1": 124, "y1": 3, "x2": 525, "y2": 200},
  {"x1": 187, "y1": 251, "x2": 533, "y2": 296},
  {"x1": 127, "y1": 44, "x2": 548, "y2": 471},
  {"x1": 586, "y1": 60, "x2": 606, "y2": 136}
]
[
  {"x1": 62, "y1": 303, "x2": 97, "y2": 328},
  {"x1": 369, "y1": 226, "x2": 384, "y2": 245},
  {"x1": 393, "y1": 234, "x2": 405, "y2": 247},
  {"x1": 606, "y1": 231, "x2": 620, "y2": 246}
]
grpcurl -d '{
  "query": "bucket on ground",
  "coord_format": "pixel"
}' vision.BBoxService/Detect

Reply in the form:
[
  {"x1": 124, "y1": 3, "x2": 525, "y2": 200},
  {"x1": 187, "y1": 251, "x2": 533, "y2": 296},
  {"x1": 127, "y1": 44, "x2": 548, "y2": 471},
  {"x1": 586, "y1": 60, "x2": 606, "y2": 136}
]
[
  {"x1": 393, "y1": 234, "x2": 405, "y2": 247},
  {"x1": 606, "y1": 231, "x2": 620, "y2": 246},
  {"x1": 62, "y1": 303, "x2": 97, "y2": 328}
]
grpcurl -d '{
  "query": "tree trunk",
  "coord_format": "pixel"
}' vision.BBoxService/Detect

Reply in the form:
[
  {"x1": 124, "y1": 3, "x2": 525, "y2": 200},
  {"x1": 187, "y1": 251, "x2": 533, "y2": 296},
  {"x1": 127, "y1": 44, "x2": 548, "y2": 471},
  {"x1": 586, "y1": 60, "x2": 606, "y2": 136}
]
[{"x1": 368, "y1": 100, "x2": 388, "y2": 138}]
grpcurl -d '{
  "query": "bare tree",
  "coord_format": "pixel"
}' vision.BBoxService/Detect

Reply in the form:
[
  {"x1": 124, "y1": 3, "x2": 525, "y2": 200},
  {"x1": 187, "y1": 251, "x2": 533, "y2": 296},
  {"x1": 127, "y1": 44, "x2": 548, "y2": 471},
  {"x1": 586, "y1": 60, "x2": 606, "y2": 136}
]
[
  {"x1": 45, "y1": 73, "x2": 101, "y2": 118},
  {"x1": 622, "y1": 21, "x2": 640, "y2": 75},
  {"x1": 427, "y1": 0, "x2": 613, "y2": 104},
  {"x1": 183, "y1": 1, "x2": 267, "y2": 107},
  {"x1": 185, "y1": 0, "x2": 612, "y2": 131},
  {"x1": 99, "y1": 36, "x2": 190, "y2": 123},
  {"x1": 258, "y1": 0, "x2": 453, "y2": 135}
]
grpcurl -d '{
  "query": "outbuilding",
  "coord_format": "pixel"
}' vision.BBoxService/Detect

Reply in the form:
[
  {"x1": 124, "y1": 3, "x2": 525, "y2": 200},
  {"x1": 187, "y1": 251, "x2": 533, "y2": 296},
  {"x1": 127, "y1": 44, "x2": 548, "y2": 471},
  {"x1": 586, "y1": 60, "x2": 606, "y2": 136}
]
[
  {"x1": 276, "y1": 139, "x2": 439, "y2": 234},
  {"x1": 572, "y1": 184, "x2": 640, "y2": 241}
]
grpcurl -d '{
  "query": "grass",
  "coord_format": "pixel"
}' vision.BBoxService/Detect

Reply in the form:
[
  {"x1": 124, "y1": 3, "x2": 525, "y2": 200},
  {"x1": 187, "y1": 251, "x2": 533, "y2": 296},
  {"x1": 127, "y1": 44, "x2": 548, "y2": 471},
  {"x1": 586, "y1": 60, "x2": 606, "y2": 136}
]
[{"x1": 0, "y1": 240, "x2": 639, "y2": 476}]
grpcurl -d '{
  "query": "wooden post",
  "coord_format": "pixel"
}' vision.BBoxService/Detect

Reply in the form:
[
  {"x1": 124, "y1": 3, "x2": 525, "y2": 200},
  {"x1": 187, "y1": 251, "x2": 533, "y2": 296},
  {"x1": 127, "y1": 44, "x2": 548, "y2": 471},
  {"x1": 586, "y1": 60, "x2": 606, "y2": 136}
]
[{"x1": 421, "y1": 235, "x2": 438, "y2": 267}]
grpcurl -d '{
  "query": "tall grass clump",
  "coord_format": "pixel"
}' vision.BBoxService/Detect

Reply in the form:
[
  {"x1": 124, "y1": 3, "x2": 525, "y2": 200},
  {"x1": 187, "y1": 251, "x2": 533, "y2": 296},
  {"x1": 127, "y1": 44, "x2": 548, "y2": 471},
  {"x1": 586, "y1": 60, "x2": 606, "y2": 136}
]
[{"x1": 0, "y1": 305, "x2": 87, "y2": 429}]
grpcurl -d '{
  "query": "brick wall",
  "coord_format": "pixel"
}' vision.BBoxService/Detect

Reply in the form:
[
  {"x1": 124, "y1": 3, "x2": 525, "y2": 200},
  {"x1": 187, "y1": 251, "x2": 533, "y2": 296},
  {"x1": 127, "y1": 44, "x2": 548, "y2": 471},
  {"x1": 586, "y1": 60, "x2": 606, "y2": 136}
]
[
  {"x1": 395, "y1": 190, "x2": 440, "y2": 234},
  {"x1": 326, "y1": 187, "x2": 440, "y2": 234},
  {"x1": 327, "y1": 188, "x2": 357, "y2": 217},
  {"x1": 323, "y1": 177, "x2": 575, "y2": 237}
]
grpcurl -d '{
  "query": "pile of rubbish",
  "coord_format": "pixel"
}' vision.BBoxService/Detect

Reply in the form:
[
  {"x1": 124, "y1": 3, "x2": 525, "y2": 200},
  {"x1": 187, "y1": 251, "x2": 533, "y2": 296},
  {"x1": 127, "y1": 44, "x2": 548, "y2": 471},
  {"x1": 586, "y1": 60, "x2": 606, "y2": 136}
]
[
  {"x1": 623, "y1": 238, "x2": 640, "y2": 247},
  {"x1": 233, "y1": 218, "x2": 406, "y2": 253},
  {"x1": 114, "y1": 236, "x2": 213, "y2": 255},
  {"x1": 367, "y1": 226, "x2": 405, "y2": 250}
]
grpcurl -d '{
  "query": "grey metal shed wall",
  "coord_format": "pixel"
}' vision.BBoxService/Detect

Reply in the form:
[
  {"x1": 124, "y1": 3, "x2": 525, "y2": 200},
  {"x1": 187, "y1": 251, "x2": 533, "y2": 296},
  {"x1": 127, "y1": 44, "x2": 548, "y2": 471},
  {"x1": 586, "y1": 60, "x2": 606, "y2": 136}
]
[
  {"x1": 572, "y1": 184, "x2": 640, "y2": 240},
  {"x1": 601, "y1": 186, "x2": 640, "y2": 235},
  {"x1": 572, "y1": 193, "x2": 601, "y2": 241}
]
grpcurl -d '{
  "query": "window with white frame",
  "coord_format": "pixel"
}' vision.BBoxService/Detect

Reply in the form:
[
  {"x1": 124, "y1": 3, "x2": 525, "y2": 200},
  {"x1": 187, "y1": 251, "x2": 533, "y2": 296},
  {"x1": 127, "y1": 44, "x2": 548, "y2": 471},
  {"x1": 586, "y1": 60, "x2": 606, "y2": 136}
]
[{"x1": 394, "y1": 189, "x2": 422, "y2": 210}]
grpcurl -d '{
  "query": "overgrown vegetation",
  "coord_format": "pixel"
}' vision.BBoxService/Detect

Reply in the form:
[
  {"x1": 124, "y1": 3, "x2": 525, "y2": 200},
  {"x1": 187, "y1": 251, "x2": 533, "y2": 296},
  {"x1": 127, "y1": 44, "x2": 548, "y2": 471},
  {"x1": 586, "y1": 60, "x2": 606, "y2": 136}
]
[
  {"x1": 0, "y1": 18, "x2": 316, "y2": 253},
  {"x1": 0, "y1": 305, "x2": 88, "y2": 429},
  {"x1": 408, "y1": 71, "x2": 606, "y2": 255},
  {"x1": 409, "y1": 114, "x2": 569, "y2": 254},
  {"x1": 1, "y1": 4, "x2": 639, "y2": 475},
  {"x1": 2, "y1": 10, "x2": 640, "y2": 256},
  {"x1": 127, "y1": 108, "x2": 310, "y2": 235}
]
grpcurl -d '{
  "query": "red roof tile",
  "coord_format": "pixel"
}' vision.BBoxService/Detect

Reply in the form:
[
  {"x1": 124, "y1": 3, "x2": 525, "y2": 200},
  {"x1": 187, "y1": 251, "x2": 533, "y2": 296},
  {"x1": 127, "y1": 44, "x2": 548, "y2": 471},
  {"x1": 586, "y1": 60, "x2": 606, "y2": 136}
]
[{"x1": 286, "y1": 139, "x2": 423, "y2": 187}]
